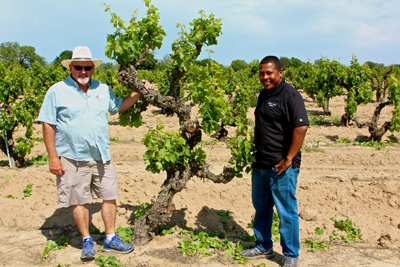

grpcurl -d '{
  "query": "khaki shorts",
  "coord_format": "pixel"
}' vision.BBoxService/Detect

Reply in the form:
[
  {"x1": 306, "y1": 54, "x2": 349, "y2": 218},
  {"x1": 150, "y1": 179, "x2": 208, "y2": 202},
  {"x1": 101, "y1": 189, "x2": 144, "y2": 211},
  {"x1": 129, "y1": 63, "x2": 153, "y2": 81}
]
[{"x1": 57, "y1": 157, "x2": 119, "y2": 207}]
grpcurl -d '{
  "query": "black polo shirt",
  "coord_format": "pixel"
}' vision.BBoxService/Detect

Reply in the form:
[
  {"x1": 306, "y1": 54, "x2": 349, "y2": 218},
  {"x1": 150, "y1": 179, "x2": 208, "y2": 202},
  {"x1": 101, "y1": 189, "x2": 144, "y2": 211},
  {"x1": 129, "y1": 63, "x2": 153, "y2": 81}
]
[{"x1": 253, "y1": 78, "x2": 309, "y2": 170}]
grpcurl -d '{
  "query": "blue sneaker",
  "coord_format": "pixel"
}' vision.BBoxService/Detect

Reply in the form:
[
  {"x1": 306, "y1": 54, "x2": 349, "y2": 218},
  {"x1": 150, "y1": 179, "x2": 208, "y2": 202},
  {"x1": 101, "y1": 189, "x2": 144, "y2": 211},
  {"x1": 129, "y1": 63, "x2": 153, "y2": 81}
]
[
  {"x1": 81, "y1": 237, "x2": 96, "y2": 260},
  {"x1": 103, "y1": 235, "x2": 134, "y2": 253}
]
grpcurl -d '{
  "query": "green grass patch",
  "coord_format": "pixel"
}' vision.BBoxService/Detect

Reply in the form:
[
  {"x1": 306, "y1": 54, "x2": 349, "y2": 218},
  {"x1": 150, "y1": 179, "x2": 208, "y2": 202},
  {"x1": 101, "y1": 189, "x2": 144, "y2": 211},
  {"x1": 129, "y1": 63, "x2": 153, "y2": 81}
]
[
  {"x1": 302, "y1": 138, "x2": 325, "y2": 152},
  {"x1": 115, "y1": 226, "x2": 133, "y2": 243},
  {"x1": 26, "y1": 154, "x2": 49, "y2": 166},
  {"x1": 330, "y1": 217, "x2": 362, "y2": 244},
  {"x1": 354, "y1": 140, "x2": 397, "y2": 150},
  {"x1": 94, "y1": 255, "x2": 122, "y2": 267},
  {"x1": 388, "y1": 134, "x2": 399, "y2": 143},
  {"x1": 177, "y1": 230, "x2": 247, "y2": 264},
  {"x1": 308, "y1": 114, "x2": 327, "y2": 126},
  {"x1": 335, "y1": 137, "x2": 351, "y2": 144},
  {"x1": 2, "y1": 174, "x2": 12, "y2": 180},
  {"x1": 159, "y1": 225, "x2": 176, "y2": 235},
  {"x1": 238, "y1": 234, "x2": 256, "y2": 242},
  {"x1": 134, "y1": 198, "x2": 154, "y2": 221},
  {"x1": 109, "y1": 137, "x2": 120, "y2": 142},
  {"x1": 23, "y1": 183, "x2": 34, "y2": 198},
  {"x1": 304, "y1": 238, "x2": 331, "y2": 252},
  {"x1": 271, "y1": 211, "x2": 280, "y2": 242},
  {"x1": 78, "y1": 226, "x2": 104, "y2": 236},
  {"x1": 216, "y1": 209, "x2": 233, "y2": 225},
  {"x1": 42, "y1": 235, "x2": 71, "y2": 259}
]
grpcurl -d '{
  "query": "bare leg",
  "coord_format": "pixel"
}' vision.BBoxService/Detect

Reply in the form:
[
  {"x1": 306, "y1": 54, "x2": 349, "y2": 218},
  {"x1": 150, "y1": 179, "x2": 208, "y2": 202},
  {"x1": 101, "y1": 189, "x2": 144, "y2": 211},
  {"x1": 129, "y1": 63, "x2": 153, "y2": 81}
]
[
  {"x1": 102, "y1": 199, "x2": 117, "y2": 234},
  {"x1": 73, "y1": 204, "x2": 89, "y2": 237}
]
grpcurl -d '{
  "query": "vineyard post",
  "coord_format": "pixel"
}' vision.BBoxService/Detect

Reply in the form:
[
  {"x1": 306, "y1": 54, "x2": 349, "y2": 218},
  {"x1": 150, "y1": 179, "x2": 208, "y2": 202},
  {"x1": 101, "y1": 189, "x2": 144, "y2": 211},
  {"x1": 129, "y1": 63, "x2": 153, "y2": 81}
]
[{"x1": 3, "y1": 130, "x2": 13, "y2": 168}]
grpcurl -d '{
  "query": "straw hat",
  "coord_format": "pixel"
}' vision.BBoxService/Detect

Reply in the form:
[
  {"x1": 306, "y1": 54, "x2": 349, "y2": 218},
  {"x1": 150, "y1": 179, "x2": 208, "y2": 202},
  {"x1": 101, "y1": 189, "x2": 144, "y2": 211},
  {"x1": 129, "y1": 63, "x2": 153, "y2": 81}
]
[{"x1": 61, "y1": 46, "x2": 102, "y2": 68}]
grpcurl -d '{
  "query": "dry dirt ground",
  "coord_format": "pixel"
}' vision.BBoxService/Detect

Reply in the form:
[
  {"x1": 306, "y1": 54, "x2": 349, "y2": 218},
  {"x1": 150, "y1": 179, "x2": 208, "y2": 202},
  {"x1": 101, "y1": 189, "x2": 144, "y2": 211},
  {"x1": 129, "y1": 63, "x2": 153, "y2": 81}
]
[{"x1": 1, "y1": 91, "x2": 400, "y2": 267}]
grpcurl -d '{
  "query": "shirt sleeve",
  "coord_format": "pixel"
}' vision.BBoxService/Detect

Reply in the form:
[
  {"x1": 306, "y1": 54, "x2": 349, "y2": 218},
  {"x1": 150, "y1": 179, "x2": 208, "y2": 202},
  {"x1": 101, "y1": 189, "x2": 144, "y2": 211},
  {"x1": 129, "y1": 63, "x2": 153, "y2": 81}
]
[
  {"x1": 108, "y1": 87, "x2": 123, "y2": 115},
  {"x1": 37, "y1": 88, "x2": 57, "y2": 125},
  {"x1": 287, "y1": 91, "x2": 309, "y2": 129}
]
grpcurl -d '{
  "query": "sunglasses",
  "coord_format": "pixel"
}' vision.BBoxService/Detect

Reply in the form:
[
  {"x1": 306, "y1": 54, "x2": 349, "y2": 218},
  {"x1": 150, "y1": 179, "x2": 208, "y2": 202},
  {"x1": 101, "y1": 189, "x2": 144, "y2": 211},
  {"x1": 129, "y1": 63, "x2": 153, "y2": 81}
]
[{"x1": 72, "y1": 65, "x2": 93, "y2": 71}]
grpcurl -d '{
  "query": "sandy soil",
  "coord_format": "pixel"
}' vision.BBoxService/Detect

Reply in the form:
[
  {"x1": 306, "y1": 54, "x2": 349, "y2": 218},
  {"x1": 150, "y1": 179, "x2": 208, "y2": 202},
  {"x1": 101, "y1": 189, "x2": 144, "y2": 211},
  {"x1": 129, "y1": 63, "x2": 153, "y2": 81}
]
[{"x1": 1, "y1": 91, "x2": 400, "y2": 267}]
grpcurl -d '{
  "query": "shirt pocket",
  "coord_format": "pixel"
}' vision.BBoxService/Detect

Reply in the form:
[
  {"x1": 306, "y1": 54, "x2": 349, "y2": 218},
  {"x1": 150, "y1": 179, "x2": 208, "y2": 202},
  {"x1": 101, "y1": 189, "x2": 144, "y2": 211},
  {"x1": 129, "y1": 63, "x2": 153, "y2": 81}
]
[
  {"x1": 57, "y1": 103, "x2": 86, "y2": 125},
  {"x1": 92, "y1": 95, "x2": 109, "y2": 116}
]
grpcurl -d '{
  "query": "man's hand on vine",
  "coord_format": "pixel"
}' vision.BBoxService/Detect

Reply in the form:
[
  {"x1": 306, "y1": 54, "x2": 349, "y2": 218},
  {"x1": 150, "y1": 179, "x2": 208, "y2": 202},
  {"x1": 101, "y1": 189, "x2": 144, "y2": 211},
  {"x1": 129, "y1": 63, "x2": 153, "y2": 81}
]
[{"x1": 142, "y1": 80, "x2": 155, "y2": 90}]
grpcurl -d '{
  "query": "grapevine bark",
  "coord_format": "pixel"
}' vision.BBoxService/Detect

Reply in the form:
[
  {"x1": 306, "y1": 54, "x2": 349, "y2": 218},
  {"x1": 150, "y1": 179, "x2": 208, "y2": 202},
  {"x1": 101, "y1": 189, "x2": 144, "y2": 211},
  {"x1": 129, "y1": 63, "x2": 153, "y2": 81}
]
[{"x1": 118, "y1": 62, "x2": 236, "y2": 245}]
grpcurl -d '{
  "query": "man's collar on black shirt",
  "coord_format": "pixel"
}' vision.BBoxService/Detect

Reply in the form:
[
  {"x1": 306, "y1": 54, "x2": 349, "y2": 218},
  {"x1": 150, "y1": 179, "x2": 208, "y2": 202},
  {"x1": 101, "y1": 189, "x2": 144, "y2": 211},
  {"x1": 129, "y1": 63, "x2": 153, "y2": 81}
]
[{"x1": 265, "y1": 78, "x2": 286, "y2": 96}]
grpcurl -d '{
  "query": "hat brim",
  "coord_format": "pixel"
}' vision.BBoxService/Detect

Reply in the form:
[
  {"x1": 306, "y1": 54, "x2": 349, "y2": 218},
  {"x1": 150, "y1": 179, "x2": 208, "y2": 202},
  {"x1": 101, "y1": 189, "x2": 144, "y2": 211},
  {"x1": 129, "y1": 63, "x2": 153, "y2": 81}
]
[{"x1": 61, "y1": 59, "x2": 103, "y2": 69}]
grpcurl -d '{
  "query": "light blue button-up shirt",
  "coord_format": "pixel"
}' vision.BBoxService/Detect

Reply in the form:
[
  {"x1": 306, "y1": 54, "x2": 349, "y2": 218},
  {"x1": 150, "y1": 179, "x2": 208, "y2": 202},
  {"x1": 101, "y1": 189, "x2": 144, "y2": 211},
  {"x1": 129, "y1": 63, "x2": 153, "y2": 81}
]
[{"x1": 38, "y1": 75, "x2": 123, "y2": 163}]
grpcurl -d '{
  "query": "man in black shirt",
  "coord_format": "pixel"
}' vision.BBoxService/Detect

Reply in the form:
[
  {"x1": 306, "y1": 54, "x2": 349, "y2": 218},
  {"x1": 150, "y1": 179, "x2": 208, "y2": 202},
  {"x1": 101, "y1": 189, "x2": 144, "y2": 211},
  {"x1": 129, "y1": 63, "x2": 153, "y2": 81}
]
[{"x1": 240, "y1": 56, "x2": 308, "y2": 267}]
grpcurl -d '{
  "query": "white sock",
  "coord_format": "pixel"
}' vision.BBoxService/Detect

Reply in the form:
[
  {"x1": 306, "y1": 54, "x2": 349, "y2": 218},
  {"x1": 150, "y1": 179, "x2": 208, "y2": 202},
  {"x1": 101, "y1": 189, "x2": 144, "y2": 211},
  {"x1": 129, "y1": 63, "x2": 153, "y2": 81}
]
[
  {"x1": 106, "y1": 233, "x2": 115, "y2": 242},
  {"x1": 82, "y1": 236, "x2": 91, "y2": 241}
]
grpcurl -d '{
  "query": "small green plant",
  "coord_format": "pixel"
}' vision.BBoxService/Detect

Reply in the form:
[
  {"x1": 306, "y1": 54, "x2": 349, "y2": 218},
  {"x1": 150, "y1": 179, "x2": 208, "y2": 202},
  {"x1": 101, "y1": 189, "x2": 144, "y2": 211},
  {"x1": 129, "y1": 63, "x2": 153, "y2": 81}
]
[
  {"x1": 2, "y1": 174, "x2": 11, "y2": 180},
  {"x1": 245, "y1": 213, "x2": 279, "y2": 242},
  {"x1": 115, "y1": 226, "x2": 133, "y2": 243},
  {"x1": 303, "y1": 227, "x2": 331, "y2": 252},
  {"x1": 224, "y1": 240, "x2": 248, "y2": 264},
  {"x1": 216, "y1": 209, "x2": 233, "y2": 224},
  {"x1": 134, "y1": 197, "x2": 155, "y2": 221},
  {"x1": 388, "y1": 134, "x2": 399, "y2": 143},
  {"x1": 271, "y1": 211, "x2": 280, "y2": 242},
  {"x1": 130, "y1": 137, "x2": 135, "y2": 141},
  {"x1": 308, "y1": 114, "x2": 327, "y2": 126},
  {"x1": 177, "y1": 230, "x2": 247, "y2": 263},
  {"x1": 354, "y1": 140, "x2": 397, "y2": 150},
  {"x1": 329, "y1": 116, "x2": 342, "y2": 124},
  {"x1": 5, "y1": 195, "x2": 14, "y2": 199},
  {"x1": 42, "y1": 241, "x2": 58, "y2": 259},
  {"x1": 78, "y1": 226, "x2": 104, "y2": 236},
  {"x1": 57, "y1": 264, "x2": 70, "y2": 267},
  {"x1": 178, "y1": 229, "x2": 194, "y2": 237},
  {"x1": 159, "y1": 225, "x2": 176, "y2": 235},
  {"x1": 304, "y1": 238, "x2": 331, "y2": 252},
  {"x1": 209, "y1": 231, "x2": 221, "y2": 237},
  {"x1": 42, "y1": 235, "x2": 71, "y2": 259},
  {"x1": 109, "y1": 137, "x2": 120, "y2": 142},
  {"x1": 23, "y1": 183, "x2": 34, "y2": 197},
  {"x1": 315, "y1": 227, "x2": 324, "y2": 235},
  {"x1": 238, "y1": 234, "x2": 256, "y2": 242},
  {"x1": 302, "y1": 138, "x2": 325, "y2": 152},
  {"x1": 94, "y1": 255, "x2": 123, "y2": 267},
  {"x1": 26, "y1": 154, "x2": 49, "y2": 166},
  {"x1": 331, "y1": 218, "x2": 362, "y2": 244},
  {"x1": 247, "y1": 217, "x2": 254, "y2": 228},
  {"x1": 330, "y1": 230, "x2": 340, "y2": 241},
  {"x1": 334, "y1": 137, "x2": 351, "y2": 144},
  {"x1": 35, "y1": 137, "x2": 44, "y2": 142}
]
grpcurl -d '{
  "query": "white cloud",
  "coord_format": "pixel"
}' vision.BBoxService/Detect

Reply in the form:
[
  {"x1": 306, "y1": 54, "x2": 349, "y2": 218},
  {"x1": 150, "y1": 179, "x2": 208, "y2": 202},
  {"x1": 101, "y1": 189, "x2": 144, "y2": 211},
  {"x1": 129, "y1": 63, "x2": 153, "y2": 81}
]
[{"x1": 351, "y1": 24, "x2": 393, "y2": 47}]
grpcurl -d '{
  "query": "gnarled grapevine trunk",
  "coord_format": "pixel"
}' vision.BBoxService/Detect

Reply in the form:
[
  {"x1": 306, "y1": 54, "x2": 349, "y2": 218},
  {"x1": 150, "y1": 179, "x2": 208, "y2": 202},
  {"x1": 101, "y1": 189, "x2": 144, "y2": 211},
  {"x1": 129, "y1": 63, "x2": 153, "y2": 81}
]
[
  {"x1": 118, "y1": 62, "x2": 236, "y2": 245},
  {"x1": 349, "y1": 101, "x2": 391, "y2": 141}
]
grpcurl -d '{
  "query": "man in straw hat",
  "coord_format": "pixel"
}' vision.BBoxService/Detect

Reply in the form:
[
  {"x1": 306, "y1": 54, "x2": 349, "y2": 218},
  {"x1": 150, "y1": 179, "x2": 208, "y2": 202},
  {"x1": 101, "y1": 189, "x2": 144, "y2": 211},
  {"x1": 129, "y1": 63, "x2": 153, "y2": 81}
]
[{"x1": 38, "y1": 46, "x2": 154, "y2": 260}]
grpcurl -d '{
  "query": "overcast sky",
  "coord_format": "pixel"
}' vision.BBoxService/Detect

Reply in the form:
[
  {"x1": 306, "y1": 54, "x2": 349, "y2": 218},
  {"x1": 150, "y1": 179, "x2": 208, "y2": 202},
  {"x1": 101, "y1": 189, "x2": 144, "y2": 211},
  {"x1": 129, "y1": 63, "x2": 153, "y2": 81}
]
[{"x1": 1, "y1": 0, "x2": 399, "y2": 66}]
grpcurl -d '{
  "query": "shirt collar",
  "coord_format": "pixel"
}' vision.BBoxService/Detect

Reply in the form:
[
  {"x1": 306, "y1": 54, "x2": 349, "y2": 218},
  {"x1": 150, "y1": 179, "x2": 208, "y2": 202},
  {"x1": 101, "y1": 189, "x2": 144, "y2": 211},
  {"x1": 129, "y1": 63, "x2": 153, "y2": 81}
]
[{"x1": 264, "y1": 78, "x2": 286, "y2": 96}]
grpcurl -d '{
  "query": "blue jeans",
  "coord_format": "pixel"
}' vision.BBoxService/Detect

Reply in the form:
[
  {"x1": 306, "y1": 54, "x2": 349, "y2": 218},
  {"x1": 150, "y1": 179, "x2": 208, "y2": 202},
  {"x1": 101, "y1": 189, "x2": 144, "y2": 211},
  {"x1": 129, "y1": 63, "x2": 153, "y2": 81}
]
[{"x1": 252, "y1": 166, "x2": 300, "y2": 258}]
